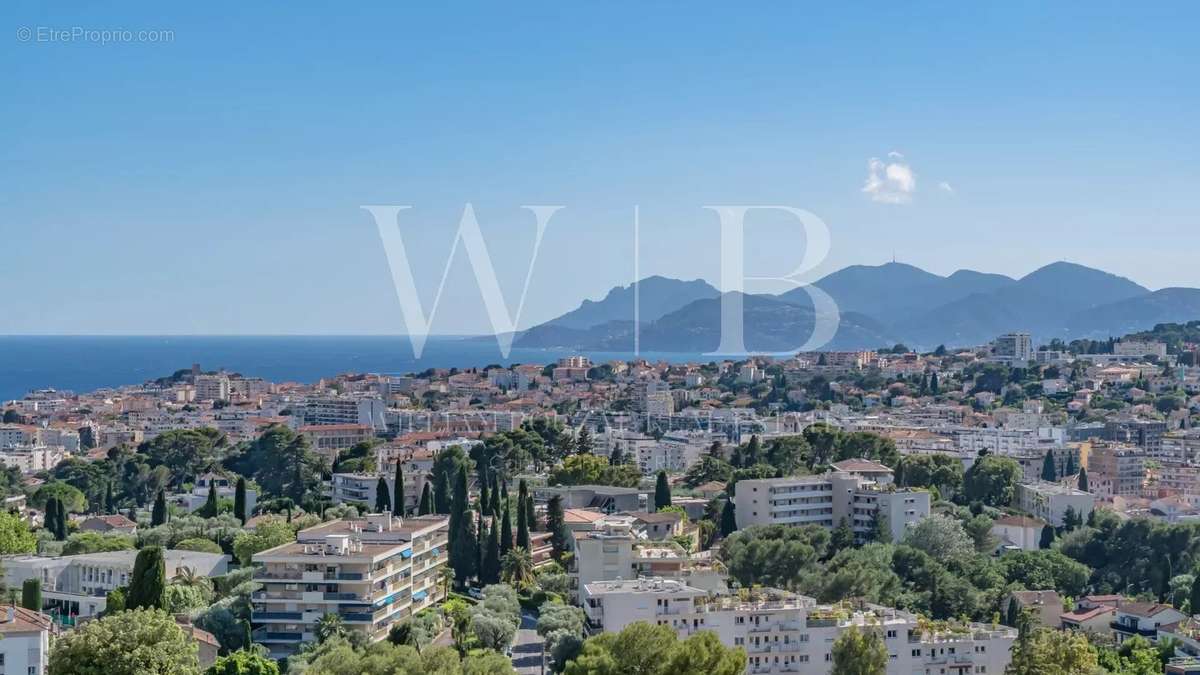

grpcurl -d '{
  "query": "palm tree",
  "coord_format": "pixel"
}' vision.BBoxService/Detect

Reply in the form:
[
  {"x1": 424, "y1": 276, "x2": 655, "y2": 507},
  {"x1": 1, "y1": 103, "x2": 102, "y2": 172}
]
[
  {"x1": 438, "y1": 566, "x2": 455, "y2": 598},
  {"x1": 315, "y1": 612, "x2": 346, "y2": 644},
  {"x1": 170, "y1": 565, "x2": 212, "y2": 594},
  {"x1": 501, "y1": 548, "x2": 535, "y2": 589}
]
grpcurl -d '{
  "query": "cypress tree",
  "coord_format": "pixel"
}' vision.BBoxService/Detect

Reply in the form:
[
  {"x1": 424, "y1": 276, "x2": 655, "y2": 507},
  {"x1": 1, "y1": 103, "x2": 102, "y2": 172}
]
[
  {"x1": 242, "y1": 619, "x2": 253, "y2": 651},
  {"x1": 489, "y1": 473, "x2": 500, "y2": 515},
  {"x1": 930, "y1": 371, "x2": 940, "y2": 395},
  {"x1": 452, "y1": 508, "x2": 477, "y2": 586},
  {"x1": 719, "y1": 499, "x2": 737, "y2": 537},
  {"x1": 745, "y1": 435, "x2": 761, "y2": 466},
  {"x1": 479, "y1": 466, "x2": 490, "y2": 515},
  {"x1": 151, "y1": 490, "x2": 168, "y2": 526},
  {"x1": 1041, "y1": 451, "x2": 1057, "y2": 482},
  {"x1": 418, "y1": 481, "x2": 434, "y2": 515},
  {"x1": 476, "y1": 509, "x2": 485, "y2": 582},
  {"x1": 1039, "y1": 524, "x2": 1056, "y2": 549},
  {"x1": 234, "y1": 477, "x2": 248, "y2": 525},
  {"x1": 126, "y1": 546, "x2": 166, "y2": 610},
  {"x1": 43, "y1": 499, "x2": 57, "y2": 540},
  {"x1": 21, "y1": 578, "x2": 41, "y2": 611},
  {"x1": 500, "y1": 499, "x2": 514, "y2": 555},
  {"x1": 483, "y1": 514, "x2": 501, "y2": 585},
  {"x1": 199, "y1": 481, "x2": 219, "y2": 518},
  {"x1": 546, "y1": 495, "x2": 567, "y2": 562},
  {"x1": 1078, "y1": 466, "x2": 1089, "y2": 493},
  {"x1": 104, "y1": 481, "x2": 115, "y2": 513},
  {"x1": 654, "y1": 471, "x2": 672, "y2": 511},
  {"x1": 375, "y1": 476, "x2": 391, "y2": 513},
  {"x1": 52, "y1": 498, "x2": 67, "y2": 541},
  {"x1": 448, "y1": 466, "x2": 469, "y2": 580},
  {"x1": 1064, "y1": 452, "x2": 1077, "y2": 477},
  {"x1": 1190, "y1": 575, "x2": 1200, "y2": 617},
  {"x1": 610, "y1": 447, "x2": 624, "y2": 466},
  {"x1": 434, "y1": 470, "x2": 451, "y2": 514},
  {"x1": 516, "y1": 494, "x2": 530, "y2": 551},
  {"x1": 394, "y1": 463, "x2": 405, "y2": 517},
  {"x1": 1005, "y1": 596, "x2": 1020, "y2": 628},
  {"x1": 576, "y1": 427, "x2": 591, "y2": 454},
  {"x1": 525, "y1": 494, "x2": 537, "y2": 532}
]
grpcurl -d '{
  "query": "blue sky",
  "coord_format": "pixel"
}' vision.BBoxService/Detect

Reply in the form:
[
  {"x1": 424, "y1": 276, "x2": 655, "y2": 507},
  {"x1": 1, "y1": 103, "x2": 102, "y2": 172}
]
[{"x1": 2, "y1": 2, "x2": 1197, "y2": 335}]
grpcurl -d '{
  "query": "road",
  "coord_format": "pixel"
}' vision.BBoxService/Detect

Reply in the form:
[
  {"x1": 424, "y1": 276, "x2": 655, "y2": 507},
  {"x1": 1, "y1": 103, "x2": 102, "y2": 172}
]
[{"x1": 511, "y1": 611, "x2": 544, "y2": 675}]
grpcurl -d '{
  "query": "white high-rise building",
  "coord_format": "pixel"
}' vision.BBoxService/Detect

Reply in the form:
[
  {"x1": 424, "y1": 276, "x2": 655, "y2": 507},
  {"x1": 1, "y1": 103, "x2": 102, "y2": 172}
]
[{"x1": 993, "y1": 332, "x2": 1033, "y2": 366}]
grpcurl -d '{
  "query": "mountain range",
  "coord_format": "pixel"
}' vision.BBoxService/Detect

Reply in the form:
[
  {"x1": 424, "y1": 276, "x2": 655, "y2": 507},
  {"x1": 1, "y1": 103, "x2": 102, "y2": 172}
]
[{"x1": 513, "y1": 262, "x2": 1200, "y2": 352}]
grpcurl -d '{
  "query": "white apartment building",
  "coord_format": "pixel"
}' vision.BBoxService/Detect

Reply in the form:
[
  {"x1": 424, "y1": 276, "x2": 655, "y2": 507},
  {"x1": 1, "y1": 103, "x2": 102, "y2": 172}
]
[
  {"x1": 1015, "y1": 481, "x2": 1095, "y2": 527},
  {"x1": 734, "y1": 472, "x2": 930, "y2": 543},
  {"x1": 329, "y1": 471, "x2": 427, "y2": 514},
  {"x1": 194, "y1": 374, "x2": 231, "y2": 402},
  {"x1": 952, "y1": 426, "x2": 1065, "y2": 456},
  {"x1": 251, "y1": 513, "x2": 449, "y2": 658},
  {"x1": 298, "y1": 397, "x2": 387, "y2": 431},
  {"x1": 635, "y1": 431, "x2": 717, "y2": 474},
  {"x1": 0, "y1": 425, "x2": 33, "y2": 449},
  {"x1": 993, "y1": 332, "x2": 1033, "y2": 366},
  {"x1": 2, "y1": 549, "x2": 228, "y2": 619},
  {"x1": 0, "y1": 605, "x2": 53, "y2": 675},
  {"x1": 581, "y1": 578, "x2": 1016, "y2": 675},
  {"x1": 0, "y1": 445, "x2": 65, "y2": 474},
  {"x1": 1114, "y1": 340, "x2": 1168, "y2": 360},
  {"x1": 571, "y1": 517, "x2": 727, "y2": 597}
]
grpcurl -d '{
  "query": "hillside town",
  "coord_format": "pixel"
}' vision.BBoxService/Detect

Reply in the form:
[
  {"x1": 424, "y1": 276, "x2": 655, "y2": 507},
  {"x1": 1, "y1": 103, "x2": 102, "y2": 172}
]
[{"x1": 0, "y1": 323, "x2": 1199, "y2": 673}]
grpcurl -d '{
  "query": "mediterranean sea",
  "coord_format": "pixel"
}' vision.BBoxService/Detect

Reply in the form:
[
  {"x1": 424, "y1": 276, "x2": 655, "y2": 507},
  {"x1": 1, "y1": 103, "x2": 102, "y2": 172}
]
[{"x1": 0, "y1": 335, "x2": 708, "y2": 401}]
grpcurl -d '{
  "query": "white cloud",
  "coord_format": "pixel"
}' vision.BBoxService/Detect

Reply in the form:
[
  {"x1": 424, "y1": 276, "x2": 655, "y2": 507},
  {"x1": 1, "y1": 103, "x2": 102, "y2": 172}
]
[
  {"x1": 862, "y1": 152, "x2": 916, "y2": 204},
  {"x1": 938, "y1": 181, "x2": 954, "y2": 194}
]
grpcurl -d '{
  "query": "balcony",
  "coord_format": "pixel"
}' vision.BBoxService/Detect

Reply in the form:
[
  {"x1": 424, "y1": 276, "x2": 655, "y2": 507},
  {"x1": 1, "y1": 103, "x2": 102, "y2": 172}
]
[
  {"x1": 254, "y1": 611, "x2": 303, "y2": 621},
  {"x1": 1111, "y1": 621, "x2": 1158, "y2": 638}
]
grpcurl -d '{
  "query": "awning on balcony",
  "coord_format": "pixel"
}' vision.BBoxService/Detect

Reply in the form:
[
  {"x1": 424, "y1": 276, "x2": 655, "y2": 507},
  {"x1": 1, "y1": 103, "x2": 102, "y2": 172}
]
[
  {"x1": 401, "y1": 549, "x2": 413, "y2": 559},
  {"x1": 412, "y1": 590, "x2": 427, "y2": 601}
]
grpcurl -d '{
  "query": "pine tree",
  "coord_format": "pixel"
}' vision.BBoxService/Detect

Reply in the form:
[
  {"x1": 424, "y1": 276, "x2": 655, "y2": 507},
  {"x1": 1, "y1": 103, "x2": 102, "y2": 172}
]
[
  {"x1": 719, "y1": 499, "x2": 737, "y2": 537},
  {"x1": 21, "y1": 578, "x2": 41, "y2": 611},
  {"x1": 870, "y1": 511, "x2": 891, "y2": 543},
  {"x1": 199, "y1": 481, "x2": 220, "y2": 518},
  {"x1": 418, "y1": 481, "x2": 434, "y2": 515},
  {"x1": 483, "y1": 514, "x2": 501, "y2": 585},
  {"x1": 546, "y1": 495, "x2": 567, "y2": 562},
  {"x1": 126, "y1": 546, "x2": 166, "y2": 610},
  {"x1": 1190, "y1": 575, "x2": 1200, "y2": 617},
  {"x1": 151, "y1": 490, "x2": 168, "y2": 526},
  {"x1": 830, "y1": 518, "x2": 854, "y2": 553},
  {"x1": 234, "y1": 477, "x2": 248, "y2": 525},
  {"x1": 1041, "y1": 450, "x2": 1057, "y2": 482},
  {"x1": 394, "y1": 463, "x2": 405, "y2": 517},
  {"x1": 375, "y1": 476, "x2": 392, "y2": 513},
  {"x1": 654, "y1": 471, "x2": 672, "y2": 511},
  {"x1": 1078, "y1": 466, "x2": 1090, "y2": 493},
  {"x1": 500, "y1": 499, "x2": 514, "y2": 555},
  {"x1": 576, "y1": 427, "x2": 591, "y2": 454}
]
